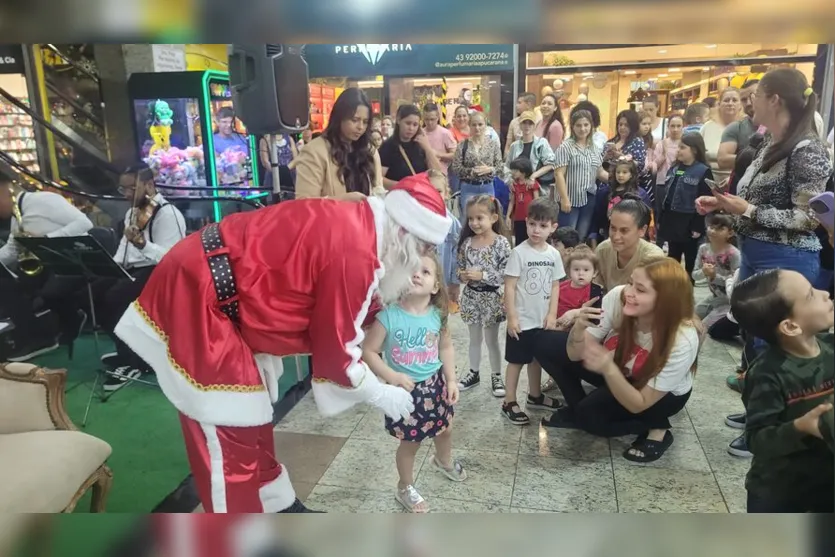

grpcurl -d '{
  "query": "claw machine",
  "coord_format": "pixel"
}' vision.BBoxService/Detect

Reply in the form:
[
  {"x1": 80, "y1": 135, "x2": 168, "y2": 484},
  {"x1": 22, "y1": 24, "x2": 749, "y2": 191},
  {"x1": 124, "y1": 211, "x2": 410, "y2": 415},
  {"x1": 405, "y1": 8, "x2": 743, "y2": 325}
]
[{"x1": 128, "y1": 70, "x2": 264, "y2": 228}]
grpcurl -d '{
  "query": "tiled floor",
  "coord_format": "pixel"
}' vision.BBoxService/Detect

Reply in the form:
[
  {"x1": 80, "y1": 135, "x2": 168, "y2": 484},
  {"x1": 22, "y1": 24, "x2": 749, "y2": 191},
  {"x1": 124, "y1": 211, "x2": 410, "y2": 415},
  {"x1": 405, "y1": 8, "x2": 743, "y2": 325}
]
[{"x1": 276, "y1": 285, "x2": 751, "y2": 513}]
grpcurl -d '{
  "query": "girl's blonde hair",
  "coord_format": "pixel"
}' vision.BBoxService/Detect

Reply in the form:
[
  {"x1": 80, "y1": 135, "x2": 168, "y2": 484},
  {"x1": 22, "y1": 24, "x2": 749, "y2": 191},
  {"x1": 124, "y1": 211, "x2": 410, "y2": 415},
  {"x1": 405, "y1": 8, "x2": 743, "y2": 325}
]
[{"x1": 423, "y1": 251, "x2": 450, "y2": 331}]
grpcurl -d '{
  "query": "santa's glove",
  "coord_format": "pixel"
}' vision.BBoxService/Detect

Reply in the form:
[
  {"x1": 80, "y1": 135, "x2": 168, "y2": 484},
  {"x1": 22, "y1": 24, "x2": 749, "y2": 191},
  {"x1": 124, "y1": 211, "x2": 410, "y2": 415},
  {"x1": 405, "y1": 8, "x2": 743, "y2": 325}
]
[{"x1": 368, "y1": 382, "x2": 415, "y2": 422}]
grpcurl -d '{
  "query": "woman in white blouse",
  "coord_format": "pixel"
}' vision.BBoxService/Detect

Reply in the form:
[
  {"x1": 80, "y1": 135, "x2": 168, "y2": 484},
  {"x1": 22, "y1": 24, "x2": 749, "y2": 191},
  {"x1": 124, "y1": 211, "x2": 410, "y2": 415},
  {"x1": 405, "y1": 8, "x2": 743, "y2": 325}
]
[
  {"x1": 533, "y1": 257, "x2": 701, "y2": 463},
  {"x1": 700, "y1": 88, "x2": 742, "y2": 181}
]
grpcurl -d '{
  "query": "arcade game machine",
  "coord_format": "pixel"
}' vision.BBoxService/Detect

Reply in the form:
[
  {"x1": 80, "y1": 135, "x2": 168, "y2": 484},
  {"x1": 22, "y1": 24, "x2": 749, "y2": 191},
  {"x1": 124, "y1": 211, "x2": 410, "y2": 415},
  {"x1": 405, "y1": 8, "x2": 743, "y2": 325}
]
[{"x1": 127, "y1": 70, "x2": 264, "y2": 229}]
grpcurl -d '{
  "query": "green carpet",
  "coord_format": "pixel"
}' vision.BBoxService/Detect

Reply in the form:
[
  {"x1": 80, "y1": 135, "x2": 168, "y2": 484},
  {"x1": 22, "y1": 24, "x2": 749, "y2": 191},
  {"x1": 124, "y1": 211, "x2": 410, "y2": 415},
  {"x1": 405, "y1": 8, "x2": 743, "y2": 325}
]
[
  {"x1": 30, "y1": 334, "x2": 189, "y2": 514},
  {"x1": 28, "y1": 333, "x2": 309, "y2": 514}
]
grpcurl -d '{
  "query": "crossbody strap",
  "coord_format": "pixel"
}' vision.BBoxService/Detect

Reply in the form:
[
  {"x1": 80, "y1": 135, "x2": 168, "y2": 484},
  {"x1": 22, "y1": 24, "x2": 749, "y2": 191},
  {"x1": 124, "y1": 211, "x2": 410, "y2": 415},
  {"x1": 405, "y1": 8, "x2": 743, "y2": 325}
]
[{"x1": 398, "y1": 145, "x2": 417, "y2": 176}]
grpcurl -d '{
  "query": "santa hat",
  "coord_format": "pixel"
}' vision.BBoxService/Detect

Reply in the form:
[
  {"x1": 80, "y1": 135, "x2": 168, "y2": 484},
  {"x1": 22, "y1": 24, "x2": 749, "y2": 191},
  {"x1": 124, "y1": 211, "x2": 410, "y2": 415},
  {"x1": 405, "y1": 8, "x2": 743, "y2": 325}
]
[
  {"x1": 384, "y1": 173, "x2": 452, "y2": 245},
  {"x1": 468, "y1": 105, "x2": 484, "y2": 113}
]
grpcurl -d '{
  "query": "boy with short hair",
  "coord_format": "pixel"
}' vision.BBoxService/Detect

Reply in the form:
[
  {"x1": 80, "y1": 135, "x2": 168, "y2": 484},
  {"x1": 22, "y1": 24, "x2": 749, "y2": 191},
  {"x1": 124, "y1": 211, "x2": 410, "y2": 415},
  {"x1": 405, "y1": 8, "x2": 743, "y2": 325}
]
[
  {"x1": 549, "y1": 226, "x2": 581, "y2": 264},
  {"x1": 731, "y1": 269, "x2": 834, "y2": 513},
  {"x1": 502, "y1": 198, "x2": 565, "y2": 424}
]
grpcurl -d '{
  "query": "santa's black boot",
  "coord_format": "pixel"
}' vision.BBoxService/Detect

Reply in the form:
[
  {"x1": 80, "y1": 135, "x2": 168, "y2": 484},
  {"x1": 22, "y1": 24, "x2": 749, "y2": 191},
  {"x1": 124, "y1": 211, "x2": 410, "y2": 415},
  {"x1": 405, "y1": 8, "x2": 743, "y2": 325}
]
[{"x1": 277, "y1": 498, "x2": 324, "y2": 513}]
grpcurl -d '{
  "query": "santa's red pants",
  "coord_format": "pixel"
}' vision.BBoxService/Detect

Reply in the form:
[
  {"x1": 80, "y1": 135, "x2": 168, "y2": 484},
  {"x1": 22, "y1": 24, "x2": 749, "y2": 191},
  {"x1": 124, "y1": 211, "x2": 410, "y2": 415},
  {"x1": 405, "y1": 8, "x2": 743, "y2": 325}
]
[{"x1": 179, "y1": 414, "x2": 295, "y2": 513}]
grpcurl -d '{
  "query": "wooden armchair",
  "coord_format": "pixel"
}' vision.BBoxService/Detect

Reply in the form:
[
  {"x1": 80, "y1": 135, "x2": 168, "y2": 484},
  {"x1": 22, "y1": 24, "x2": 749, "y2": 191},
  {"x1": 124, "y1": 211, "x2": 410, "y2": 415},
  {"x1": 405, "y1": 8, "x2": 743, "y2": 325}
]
[{"x1": 0, "y1": 363, "x2": 113, "y2": 513}]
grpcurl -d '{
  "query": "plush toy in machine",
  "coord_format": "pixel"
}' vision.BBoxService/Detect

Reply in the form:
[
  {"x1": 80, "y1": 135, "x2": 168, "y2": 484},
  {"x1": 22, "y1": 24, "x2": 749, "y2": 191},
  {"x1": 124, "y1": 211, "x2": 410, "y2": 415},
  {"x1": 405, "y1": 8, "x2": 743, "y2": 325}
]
[
  {"x1": 216, "y1": 147, "x2": 250, "y2": 195},
  {"x1": 147, "y1": 99, "x2": 174, "y2": 155}
]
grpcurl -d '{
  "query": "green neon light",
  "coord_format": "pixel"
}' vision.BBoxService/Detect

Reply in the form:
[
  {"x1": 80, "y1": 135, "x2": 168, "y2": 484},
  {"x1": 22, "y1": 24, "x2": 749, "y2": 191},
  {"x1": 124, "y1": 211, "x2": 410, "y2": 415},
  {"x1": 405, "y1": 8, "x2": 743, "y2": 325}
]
[{"x1": 200, "y1": 70, "x2": 261, "y2": 222}]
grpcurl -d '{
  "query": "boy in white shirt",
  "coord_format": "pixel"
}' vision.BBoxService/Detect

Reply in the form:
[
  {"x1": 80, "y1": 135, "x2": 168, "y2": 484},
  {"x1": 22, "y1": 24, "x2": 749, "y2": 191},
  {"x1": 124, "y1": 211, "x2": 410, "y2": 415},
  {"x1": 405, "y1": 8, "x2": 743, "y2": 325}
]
[{"x1": 502, "y1": 198, "x2": 565, "y2": 424}]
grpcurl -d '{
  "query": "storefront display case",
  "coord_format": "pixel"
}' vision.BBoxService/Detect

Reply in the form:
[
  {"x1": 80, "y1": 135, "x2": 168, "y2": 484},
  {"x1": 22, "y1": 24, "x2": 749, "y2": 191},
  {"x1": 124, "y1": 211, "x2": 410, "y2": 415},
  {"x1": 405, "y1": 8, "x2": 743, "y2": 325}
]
[{"x1": 127, "y1": 70, "x2": 262, "y2": 224}]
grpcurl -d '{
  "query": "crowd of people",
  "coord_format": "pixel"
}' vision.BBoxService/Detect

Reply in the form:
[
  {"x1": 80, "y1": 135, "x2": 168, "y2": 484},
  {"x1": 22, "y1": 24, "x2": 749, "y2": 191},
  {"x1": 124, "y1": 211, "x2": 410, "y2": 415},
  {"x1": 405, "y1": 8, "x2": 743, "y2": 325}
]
[{"x1": 1, "y1": 65, "x2": 833, "y2": 515}]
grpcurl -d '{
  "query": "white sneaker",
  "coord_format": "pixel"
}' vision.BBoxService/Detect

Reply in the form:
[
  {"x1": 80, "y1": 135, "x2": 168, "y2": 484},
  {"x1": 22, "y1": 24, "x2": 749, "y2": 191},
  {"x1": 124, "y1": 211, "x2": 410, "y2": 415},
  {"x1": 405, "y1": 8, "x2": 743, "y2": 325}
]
[{"x1": 490, "y1": 374, "x2": 506, "y2": 397}]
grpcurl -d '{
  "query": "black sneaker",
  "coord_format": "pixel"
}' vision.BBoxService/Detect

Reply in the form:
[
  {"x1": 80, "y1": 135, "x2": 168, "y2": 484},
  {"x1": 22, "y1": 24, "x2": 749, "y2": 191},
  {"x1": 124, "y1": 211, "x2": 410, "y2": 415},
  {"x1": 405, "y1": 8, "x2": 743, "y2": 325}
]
[
  {"x1": 458, "y1": 370, "x2": 480, "y2": 391},
  {"x1": 278, "y1": 498, "x2": 323, "y2": 513},
  {"x1": 7, "y1": 338, "x2": 59, "y2": 362},
  {"x1": 725, "y1": 412, "x2": 746, "y2": 430},
  {"x1": 501, "y1": 402, "x2": 530, "y2": 425},
  {"x1": 728, "y1": 434, "x2": 753, "y2": 458},
  {"x1": 101, "y1": 352, "x2": 126, "y2": 369},
  {"x1": 491, "y1": 374, "x2": 506, "y2": 397},
  {"x1": 103, "y1": 366, "x2": 146, "y2": 392}
]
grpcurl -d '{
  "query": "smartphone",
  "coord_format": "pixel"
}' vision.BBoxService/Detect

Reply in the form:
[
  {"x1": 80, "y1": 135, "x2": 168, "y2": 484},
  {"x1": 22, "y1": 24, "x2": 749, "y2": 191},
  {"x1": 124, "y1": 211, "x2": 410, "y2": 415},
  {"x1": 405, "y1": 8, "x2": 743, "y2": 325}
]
[
  {"x1": 810, "y1": 191, "x2": 834, "y2": 231},
  {"x1": 705, "y1": 178, "x2": 727, "y2": 193}
]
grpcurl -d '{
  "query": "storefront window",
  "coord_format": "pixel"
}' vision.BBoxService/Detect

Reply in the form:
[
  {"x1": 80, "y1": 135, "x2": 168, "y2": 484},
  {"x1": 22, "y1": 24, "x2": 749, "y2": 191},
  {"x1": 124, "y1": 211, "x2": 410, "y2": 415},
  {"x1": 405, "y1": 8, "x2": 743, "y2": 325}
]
[
  {"x1": 387, "y1": 75, "x2": 502, "y2": 131},
  {"x1": 527, "y1": 44, "x2": 818, "y2": 137},
  {"x1": 0, "y1": 73, "x2": 40, "y2": 174}
]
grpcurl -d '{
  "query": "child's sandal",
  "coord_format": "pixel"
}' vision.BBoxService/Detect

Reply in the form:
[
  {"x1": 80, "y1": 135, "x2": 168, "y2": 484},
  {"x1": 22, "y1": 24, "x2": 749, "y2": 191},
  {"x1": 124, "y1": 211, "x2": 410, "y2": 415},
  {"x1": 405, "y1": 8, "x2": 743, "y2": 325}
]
[
  {"x1": 395, "y1": 484, "x2": 429, "y2": 513},
  {"x1": 433, "y1": 456, "x2": 467, "y2": 482}
]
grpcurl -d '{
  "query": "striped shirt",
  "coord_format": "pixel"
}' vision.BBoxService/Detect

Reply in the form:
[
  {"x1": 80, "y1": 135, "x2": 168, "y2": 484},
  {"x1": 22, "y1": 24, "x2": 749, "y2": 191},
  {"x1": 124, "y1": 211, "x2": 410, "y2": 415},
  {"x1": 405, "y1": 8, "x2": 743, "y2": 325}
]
[{"x1": 553, "y1": 138, "x2": 604, "y2": 207}]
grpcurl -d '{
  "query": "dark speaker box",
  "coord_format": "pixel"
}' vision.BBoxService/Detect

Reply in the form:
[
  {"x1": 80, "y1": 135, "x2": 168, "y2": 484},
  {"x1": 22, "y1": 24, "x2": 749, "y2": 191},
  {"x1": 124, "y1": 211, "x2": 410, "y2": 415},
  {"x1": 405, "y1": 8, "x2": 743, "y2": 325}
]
[{"x1": 228, "y1": 44, "x2": 310, "y2": 136}]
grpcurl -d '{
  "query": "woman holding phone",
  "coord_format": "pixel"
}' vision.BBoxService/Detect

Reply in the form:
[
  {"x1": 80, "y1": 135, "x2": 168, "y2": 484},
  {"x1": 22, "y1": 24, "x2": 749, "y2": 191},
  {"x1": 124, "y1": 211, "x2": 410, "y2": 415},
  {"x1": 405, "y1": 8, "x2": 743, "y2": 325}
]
[
  {"x1": 697, "y1": 68, "x2": 831, "y2": 458},
  {"x1": 532, "y1": 257, "x2": 700, "y2": 463}
]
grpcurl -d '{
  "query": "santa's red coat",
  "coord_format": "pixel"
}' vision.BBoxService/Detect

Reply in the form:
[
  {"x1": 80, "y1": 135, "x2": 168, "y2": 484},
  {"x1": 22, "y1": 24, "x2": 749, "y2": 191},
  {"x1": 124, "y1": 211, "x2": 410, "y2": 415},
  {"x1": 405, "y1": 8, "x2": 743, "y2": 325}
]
[{"x1": 115, "y1": 197, "x2": 387, "y2": 427}]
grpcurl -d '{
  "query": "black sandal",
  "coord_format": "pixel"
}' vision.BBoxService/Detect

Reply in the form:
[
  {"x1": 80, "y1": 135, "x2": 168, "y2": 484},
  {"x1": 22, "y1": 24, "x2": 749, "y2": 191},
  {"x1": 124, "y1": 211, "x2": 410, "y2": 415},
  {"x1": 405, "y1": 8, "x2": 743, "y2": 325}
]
[
  {"x1": 526, "y1": 394, "x2": 563, "y2": 410},
  {"x1": 501, "y1": 402, "x2": 530, "y2": 425},
  {"x1": 622, "y1": 431, "x2": 674, "y2": 463},
  {"x1": 540, "y1": 407, "x2": 577, "y2": 429}
]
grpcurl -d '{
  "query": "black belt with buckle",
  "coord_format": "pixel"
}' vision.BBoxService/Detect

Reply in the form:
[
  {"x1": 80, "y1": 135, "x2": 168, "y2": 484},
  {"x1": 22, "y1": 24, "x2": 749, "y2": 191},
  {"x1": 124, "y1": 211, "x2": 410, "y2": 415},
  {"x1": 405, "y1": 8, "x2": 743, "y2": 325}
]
[{"x1": 201, "y1": 223, "x2": 240, "y2": 324}]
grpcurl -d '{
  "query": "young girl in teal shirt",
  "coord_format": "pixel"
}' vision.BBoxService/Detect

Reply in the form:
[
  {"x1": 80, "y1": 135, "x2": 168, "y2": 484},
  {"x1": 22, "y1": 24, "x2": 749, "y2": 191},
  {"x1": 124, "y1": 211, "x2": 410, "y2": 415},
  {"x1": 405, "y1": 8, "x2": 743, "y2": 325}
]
[{"x1": 363, "y1": 253, "x2": 465, "y2": 513}]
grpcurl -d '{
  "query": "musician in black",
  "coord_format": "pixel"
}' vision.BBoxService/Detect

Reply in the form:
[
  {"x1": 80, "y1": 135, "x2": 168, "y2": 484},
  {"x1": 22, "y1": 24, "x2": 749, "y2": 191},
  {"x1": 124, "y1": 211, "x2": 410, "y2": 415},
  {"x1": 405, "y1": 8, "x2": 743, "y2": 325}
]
[
  {"x1": 0, "y1": 176, "x2": 94, "y2": 361},
  {"x1": 97, "y1": 164, "x2": 186, "y2": 391}
]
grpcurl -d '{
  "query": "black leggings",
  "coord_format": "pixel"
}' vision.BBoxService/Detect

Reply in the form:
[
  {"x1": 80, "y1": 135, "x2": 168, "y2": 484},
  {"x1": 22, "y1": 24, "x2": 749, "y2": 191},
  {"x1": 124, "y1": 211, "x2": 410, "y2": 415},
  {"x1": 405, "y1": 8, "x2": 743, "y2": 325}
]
[
  {"x1": 533, "y1": 331, "x2": 691, "y2": 438},
  {"x1": 513, "y1": 220, "x2": 528, "y2": 246},
  {"x1": 667, "y1": 239, "x2": 700, "y2": 280},
  {"x1": 708, "y1": 316, "x2": 739, "y2": 342},
  {"x1": 91, "y1": 266, "x2": 155, "y2": 367}
]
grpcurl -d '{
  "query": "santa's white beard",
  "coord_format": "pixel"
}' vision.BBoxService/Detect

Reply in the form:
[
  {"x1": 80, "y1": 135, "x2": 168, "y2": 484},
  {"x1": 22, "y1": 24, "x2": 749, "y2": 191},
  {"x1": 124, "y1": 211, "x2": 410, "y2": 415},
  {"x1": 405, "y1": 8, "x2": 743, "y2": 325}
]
[{"x1": 377, "y1": 222, "x2": 424, "y2": 305}]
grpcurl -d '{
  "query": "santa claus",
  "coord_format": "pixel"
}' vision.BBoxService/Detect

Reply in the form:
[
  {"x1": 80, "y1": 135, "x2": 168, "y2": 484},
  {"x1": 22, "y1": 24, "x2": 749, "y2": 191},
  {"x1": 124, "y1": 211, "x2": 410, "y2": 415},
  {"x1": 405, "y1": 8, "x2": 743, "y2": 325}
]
[{"x1": 114, "y1": 173, "x2": 452, "y2": 513}]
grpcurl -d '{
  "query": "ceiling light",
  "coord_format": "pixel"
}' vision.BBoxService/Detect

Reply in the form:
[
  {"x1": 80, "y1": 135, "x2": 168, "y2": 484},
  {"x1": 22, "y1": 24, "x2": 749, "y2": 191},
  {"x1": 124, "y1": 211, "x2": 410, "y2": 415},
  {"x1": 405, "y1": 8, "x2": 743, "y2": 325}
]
[
  {"x1": 702, "y1": 67, "x2": 711, "y2": 71},
  {"x1": 658, "y1": 49, "x2": 667, "y2": 54},
  {"x1": 706, "y1": 44, "x2": 717, "y2": 48},
  {"x1": 657, "y1": 74, "x2": 668, "y2": 78},
  {"x1": 582, "y1": 72, "x2": 594, "y2": 76},
  {"x1": 668, "y1": 68, "x2": 680, "y2": 72},
  {"x1": 624, "y1": 70, "x2": 637, "y2": 75}
]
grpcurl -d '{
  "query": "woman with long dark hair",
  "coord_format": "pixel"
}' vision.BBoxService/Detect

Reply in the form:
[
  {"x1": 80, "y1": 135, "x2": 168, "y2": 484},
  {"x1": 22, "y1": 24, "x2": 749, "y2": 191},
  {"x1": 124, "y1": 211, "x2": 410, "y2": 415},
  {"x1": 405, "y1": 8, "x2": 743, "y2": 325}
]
[
  {"x1": 605, "y1": 110, "x2": 647, "y2": 178},
  {"x1": 295, "y1": 88, "x2": 382, "y2": 200},
  {"x1": 534, "y1": 93, "x2": 565, "y2": 196},
  {"x1": 378, "y1": 104, "x2": 442, "y2": 188}
]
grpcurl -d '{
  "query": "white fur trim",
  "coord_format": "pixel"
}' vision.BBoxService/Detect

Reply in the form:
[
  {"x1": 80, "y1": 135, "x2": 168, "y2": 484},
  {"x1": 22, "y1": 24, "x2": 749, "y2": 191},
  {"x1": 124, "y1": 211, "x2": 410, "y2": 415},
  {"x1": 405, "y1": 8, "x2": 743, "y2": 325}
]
[
  {"x1": 114, "y1": 304, "x2": 275, "y2": 427},
  {"x1": 201, "y1": 424, "x2": 228, "y2": 513},
  {"x1": 253, "y1": 353, "x2": 284, "y2": 404},
  {"x1": 385, "y1": 189, "x2": 452, "y2": 245},
  {"x1": 259, "y1": 466, "x2": 296, "y2": 512},
  {"x1": 311, "y1": 197, "x2": 388, "y2": 417}
]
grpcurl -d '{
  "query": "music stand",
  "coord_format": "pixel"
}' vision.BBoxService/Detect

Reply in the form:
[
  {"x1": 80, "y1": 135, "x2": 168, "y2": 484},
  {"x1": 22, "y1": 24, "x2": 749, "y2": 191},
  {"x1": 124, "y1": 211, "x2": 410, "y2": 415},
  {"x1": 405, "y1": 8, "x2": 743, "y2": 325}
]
[{"x1": 15, "y1": 236, "x2": 155, "y2": 426}]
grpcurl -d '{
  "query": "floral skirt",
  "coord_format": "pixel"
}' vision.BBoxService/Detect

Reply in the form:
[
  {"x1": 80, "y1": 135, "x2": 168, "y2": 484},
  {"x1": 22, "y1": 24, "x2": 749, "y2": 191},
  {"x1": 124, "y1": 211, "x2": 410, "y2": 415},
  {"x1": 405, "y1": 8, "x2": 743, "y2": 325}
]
[{"x1": 385, "y1": 371, "x2": 454, "y2": 443}]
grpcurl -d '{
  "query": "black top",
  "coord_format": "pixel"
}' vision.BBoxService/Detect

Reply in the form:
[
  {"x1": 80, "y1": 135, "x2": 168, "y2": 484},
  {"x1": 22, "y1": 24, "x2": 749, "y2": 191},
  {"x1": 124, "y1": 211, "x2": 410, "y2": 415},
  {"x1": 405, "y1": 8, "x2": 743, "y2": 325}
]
[
  {"x1": 520, "y1": 141, "x2": 533, "y2": 160},
  {"x1": 378, "y1": 138, "x2": 428, "y2": 182}
]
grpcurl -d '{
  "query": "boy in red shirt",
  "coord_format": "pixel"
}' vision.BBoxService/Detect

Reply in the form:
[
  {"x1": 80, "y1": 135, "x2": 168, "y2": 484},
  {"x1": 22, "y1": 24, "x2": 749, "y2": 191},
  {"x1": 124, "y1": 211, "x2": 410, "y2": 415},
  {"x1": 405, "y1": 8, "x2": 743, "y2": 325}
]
[
  {"x1": 506, "y1": 157, "x2": 540, "y2": 246},
  {"x1": 556, "y1": 246, "x2": 605, "y2": 330}
]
